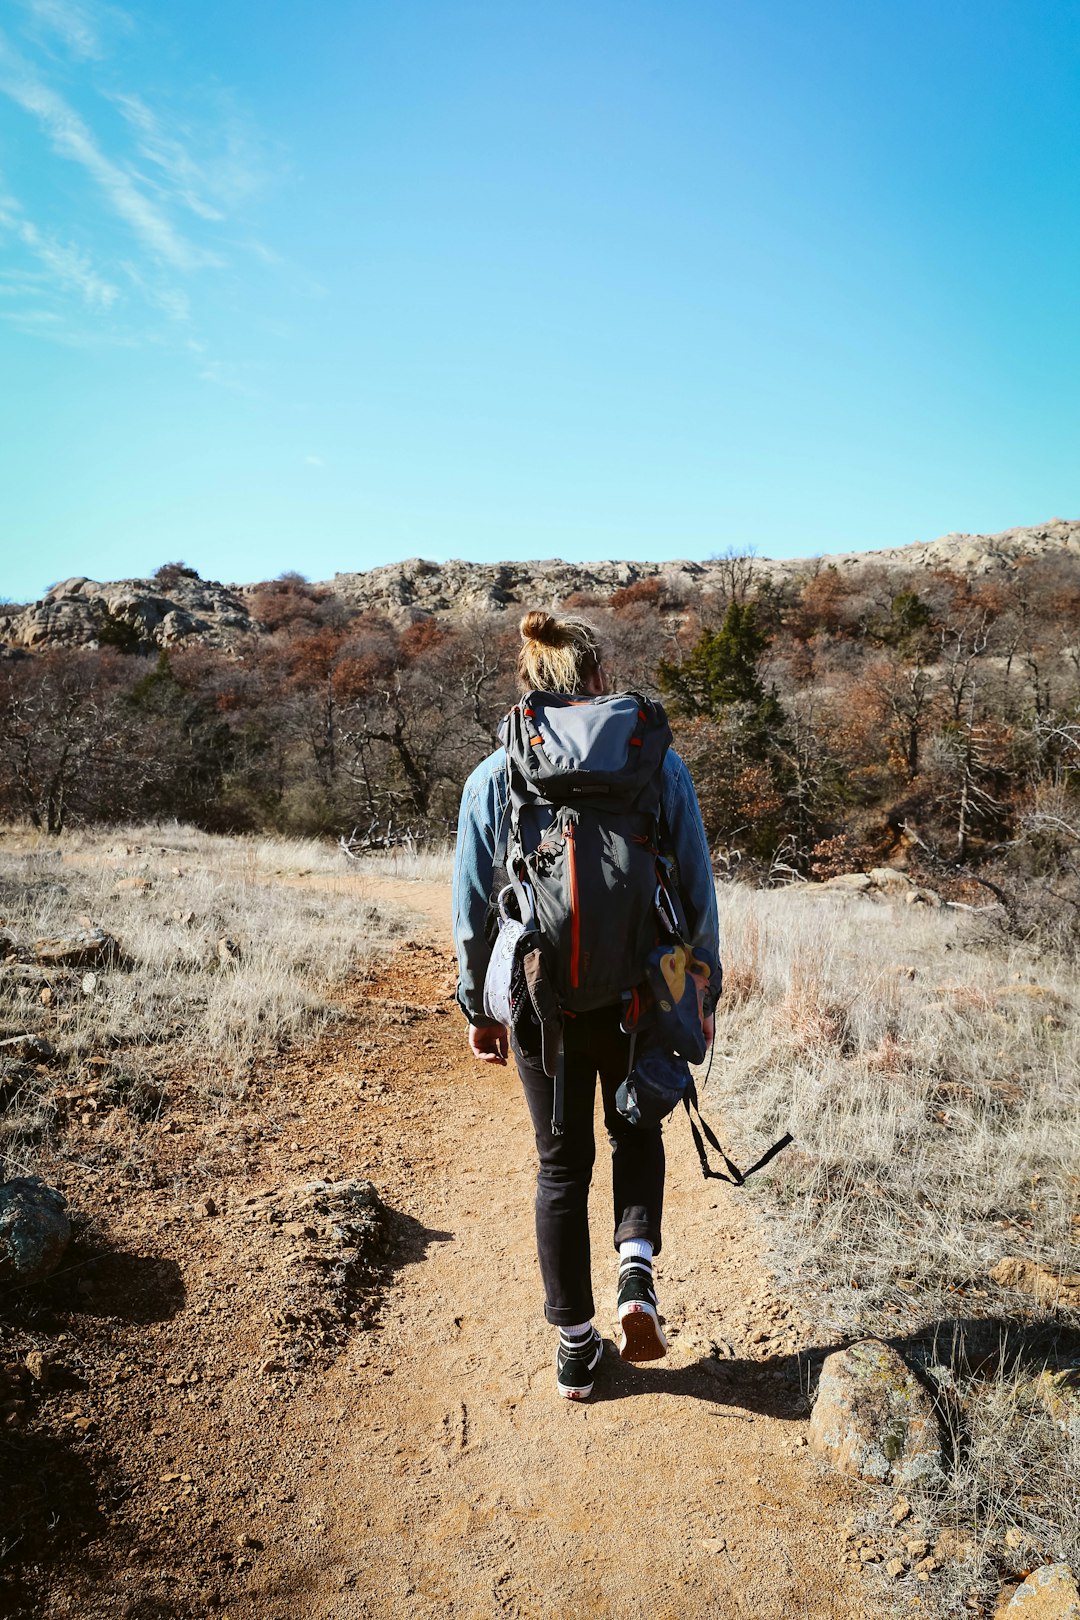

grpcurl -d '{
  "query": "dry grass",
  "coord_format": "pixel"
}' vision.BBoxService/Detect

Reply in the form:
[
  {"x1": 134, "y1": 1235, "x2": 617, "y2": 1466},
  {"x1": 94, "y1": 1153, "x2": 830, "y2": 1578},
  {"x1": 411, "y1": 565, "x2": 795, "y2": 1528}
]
[
  {"x1": 704, "y1": 882, "x2": 1080, "y2": 1608},
  {"x1": 707, "y1": 883, "x2": 1078, "y2": 1320},
  {"x1": 344, "y1": 842, "x2": 455, "y2": 882},
  {"x1": 0, "y1": 824, "x2": 409, "y2": 1180},
  {"x1": 931, "y1": 1361, "x2": 1080, "y2": 1605}
]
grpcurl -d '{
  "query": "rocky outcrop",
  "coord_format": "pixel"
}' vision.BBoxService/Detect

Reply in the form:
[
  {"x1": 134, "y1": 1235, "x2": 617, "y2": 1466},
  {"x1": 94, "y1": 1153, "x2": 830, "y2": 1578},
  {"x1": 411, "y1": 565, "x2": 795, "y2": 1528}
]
[
  {"x1": 861, "y1": 516, "x2": 1080, "y2": 578},
  {"x1": 234, "y1": 1178, "x2": 390, "y2": 1372},
  {"x1": 792, "y1": 868, "x2": 943, "y2": 907},
  {"x1": 808, "y1": 1337, "x2": 945, "y2": 1485},
  {"x1": 327, "y1": 556, "x2": 710, "y2": 618},
  {"x1": 990, "y1": 1257, "x2": 1080, "y2": 1310},
  {"x1": 0, "y1": 1176, "x2": 71, "y2": 1283},
  {"x1": 3, "y1": 518, "x2": 1078, "y2": 650},
  {"x1": 31, "y1": 925, "x2": 119, "y2": 968},
  {"x1": 327, "y1": 518, "x2": 1080, "y2": 620},
  {"x1": 0, "y1": 572, "x2": 256, "y2": 653},
  {"x1": 1031, "y1": 1366, "x2": 1080, "y2": 1440}
]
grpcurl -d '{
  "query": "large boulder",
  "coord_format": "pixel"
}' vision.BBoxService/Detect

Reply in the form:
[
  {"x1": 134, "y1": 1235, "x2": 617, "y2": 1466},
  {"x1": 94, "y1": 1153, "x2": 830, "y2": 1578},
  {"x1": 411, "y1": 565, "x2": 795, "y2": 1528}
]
[
  {"x1": 1001, "y1": 1564, "x2": 1080, "y2": 1617},
  {"x1": 808, "y1": 1337, "x2": 944, "y2": 1485},
  {"x1": 822, "y1": 871, "x2": 873, "y2": 891},
  {"x1": 0, "y1": 1177, "x2": 71, "y2": 1283},
  {"x1": 815, "y1": 868, "x2": 942, "y2": 906}
]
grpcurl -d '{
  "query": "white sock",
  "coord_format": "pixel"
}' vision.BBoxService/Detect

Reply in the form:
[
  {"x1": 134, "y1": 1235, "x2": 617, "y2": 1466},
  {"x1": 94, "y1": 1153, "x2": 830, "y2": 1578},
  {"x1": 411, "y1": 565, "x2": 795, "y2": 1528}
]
[
  {"x1": 559, "y1": 1320, "x2": 593, "y2": 1341},
  {"x1": 619, "y1": 1239, "x2": 654, "y2": 1266}
]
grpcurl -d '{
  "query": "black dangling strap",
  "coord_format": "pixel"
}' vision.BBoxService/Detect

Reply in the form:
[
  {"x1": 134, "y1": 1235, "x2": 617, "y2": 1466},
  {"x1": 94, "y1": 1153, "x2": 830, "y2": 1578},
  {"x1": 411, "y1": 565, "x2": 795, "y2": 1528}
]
[
  {"x1": 740, "y1": 1131, "x2": 796, "y2": 1178},
  {"x1": 551, "y1": 1043, "x2": 566, "y2": 1137},
  {"x1": 683, "y1": 1080, "x2": 793, "y2": 1186},
  {"x1": 684, "y1": 1083, "x2": 746, "y2": 1184}
]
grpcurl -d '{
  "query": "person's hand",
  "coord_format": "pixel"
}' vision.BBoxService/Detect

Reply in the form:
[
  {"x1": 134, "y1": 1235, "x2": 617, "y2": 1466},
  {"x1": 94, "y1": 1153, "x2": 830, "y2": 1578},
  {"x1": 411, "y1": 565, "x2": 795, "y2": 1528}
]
[
  {"x1": 468, "y1": 1021, "x2": 508, "y2": 1065},
  {"x1": 703, "y1": 1011, "x2": 715, "y2": 1045}
]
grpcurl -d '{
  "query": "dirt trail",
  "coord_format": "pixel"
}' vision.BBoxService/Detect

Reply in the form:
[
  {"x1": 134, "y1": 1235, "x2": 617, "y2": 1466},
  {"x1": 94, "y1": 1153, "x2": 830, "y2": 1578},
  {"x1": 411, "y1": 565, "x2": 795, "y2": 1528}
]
[
  {"x1": 22, "y1": 876, "x2": 877, "y2": 1619},
  {"x1": 255, "y1": 878, "x2": 871, "y2": 1620}
]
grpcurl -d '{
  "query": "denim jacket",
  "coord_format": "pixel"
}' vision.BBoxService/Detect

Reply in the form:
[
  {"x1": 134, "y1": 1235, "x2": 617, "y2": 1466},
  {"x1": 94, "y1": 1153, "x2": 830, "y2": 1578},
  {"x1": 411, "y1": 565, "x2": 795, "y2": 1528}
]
[{"x1": 451, "y1": 744, "x2": 721, "y2": 1023}]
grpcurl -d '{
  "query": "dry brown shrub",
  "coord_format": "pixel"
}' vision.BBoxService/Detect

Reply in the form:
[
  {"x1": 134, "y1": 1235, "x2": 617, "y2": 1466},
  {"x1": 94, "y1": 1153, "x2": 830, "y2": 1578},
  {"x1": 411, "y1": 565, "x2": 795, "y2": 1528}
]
[
  {"x1": 862, "y1": 1029, "x2": 912, "y2": 1075},
  {"x1": 933, "y1": 982, "x2": 998, "y2": 1012},
  {"x1": 778, "y1": 964, "x2": 853, "y2": 1052},
  {"x1": 610, "y1": 578, "x2": 663, "y2": 613},
  {"x1": 720, "y1": 914, "x2": 764, "y2": 1004},
  {"x1": 809, "y1": 831, "x2": 880, "y2": 879}
]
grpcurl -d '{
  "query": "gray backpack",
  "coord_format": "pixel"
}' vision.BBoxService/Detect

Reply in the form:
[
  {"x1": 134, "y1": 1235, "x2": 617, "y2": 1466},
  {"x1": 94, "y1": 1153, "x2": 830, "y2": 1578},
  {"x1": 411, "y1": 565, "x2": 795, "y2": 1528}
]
[
  {"x1": 485, "y1": 691, "x2": 678, "y2": 1132},
  {"x1": 500, "y1": 689, "x2": 675, "y2": 1012},
  {"x1": 487, "y1": 690, "x2": 795, "y2": 1183}
]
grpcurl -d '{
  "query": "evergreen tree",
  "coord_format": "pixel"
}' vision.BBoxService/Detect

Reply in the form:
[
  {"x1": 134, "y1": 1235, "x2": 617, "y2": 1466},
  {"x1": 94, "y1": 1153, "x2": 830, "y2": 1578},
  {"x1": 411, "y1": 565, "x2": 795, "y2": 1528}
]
[
  {"x1": 658, "y1": 602, "x2": 797, "y2": 865},
  {"x1": 871, "y1": 588, "x2": 933, "y2": 653},
  {"x1": 658, "y1": 602, "x2": 781, "y2": 723}
]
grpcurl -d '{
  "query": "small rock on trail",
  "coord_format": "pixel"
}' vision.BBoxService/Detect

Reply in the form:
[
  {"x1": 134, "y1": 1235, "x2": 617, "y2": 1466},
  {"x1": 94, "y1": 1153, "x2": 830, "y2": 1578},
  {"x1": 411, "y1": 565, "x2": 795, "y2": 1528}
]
[
  {"x1": 0, "y1": 1176, "x2": 71, "y2": 1283},
  {"x1": 808, "y1": 1337, "x2": 944, "y2": 1485}
]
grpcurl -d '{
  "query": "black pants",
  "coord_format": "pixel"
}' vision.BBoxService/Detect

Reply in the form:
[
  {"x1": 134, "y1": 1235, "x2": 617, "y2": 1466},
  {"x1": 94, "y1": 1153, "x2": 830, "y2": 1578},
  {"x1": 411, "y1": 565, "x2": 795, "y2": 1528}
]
[{"x1": 512, "y1": 1005, "x2": 665, "y2": 1326}]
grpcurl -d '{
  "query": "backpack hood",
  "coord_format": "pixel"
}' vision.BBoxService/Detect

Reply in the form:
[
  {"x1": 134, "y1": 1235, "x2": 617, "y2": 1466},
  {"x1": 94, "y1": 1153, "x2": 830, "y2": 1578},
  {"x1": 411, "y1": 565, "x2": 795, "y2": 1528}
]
[
  {"x1": 499, "y1": 690, "x2": 671, "y2": 810},
  {"x1": 505, "y1": 692, "x2": 643, "y2": 772}
]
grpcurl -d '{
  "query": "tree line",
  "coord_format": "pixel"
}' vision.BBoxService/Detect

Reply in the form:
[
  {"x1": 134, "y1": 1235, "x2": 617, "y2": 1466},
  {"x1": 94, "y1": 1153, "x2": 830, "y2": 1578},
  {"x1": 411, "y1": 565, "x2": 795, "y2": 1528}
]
[{"x1": 2, "y1": 554, "x2": 1077, "y2": 944}]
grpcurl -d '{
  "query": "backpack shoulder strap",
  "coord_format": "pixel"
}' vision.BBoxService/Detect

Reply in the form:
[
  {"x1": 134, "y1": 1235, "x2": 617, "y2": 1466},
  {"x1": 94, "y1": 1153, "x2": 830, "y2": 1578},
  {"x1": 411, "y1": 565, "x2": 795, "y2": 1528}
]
[{"x1": 493, "y1": 757, "x2": 511, "y2": 867}]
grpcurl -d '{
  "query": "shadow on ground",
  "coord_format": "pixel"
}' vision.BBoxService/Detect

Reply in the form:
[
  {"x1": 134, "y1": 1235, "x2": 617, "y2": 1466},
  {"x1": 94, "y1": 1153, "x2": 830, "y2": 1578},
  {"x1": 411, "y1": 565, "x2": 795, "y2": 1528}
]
[
  {"x1": 0, "y1": 1232, "x2": 186, "y2": 1617},
  {"x1": 382, "y1": 1206, "x2": 454, "y2": 1268},
  {"x1": 0, "y1": 1425, "x2": 111, "y2": 1618},
  {"x1": 593, "y1": 1312, "x2": 1080, "y2": 1418}
]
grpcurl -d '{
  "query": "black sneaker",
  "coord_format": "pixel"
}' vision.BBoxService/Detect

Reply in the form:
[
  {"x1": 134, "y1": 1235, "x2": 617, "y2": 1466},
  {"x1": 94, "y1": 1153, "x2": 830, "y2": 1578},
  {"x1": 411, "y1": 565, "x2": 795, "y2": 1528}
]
[
  {"x1": 617, "y1": 1259, "x2": 668, "y2": 1362},
  {"x1": 556, "y1": 1326, "x2": 603, "y2": 1400}
]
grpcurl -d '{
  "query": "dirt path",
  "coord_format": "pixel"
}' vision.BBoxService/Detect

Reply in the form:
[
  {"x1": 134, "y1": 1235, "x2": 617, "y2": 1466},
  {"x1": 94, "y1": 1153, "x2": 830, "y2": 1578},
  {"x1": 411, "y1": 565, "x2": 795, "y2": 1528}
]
[
  {"x1": 22, "y1": 876, "x2": 877, "y2": 1620},
  {"x1": 250, "y1": 879, "x2": 872, "y2": 1620}
]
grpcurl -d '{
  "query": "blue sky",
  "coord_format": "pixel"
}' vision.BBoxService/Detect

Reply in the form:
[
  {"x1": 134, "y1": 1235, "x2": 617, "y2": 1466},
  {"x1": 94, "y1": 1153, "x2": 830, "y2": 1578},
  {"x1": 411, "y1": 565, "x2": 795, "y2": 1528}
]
[{"x1": 1, "y1": 0, "x2": 1078, "y2": 601}]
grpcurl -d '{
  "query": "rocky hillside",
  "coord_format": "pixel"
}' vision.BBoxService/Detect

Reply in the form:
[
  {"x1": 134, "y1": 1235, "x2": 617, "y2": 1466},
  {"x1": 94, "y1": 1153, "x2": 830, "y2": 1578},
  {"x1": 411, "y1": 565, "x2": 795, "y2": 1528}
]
[
  {"x1": 2, "y1": 517, "x2": 1077, "y2": 653},
  {"x1": 327, "y1": 516, "x2": 1080, "y2": 618},
  {"x1": 0, "y1": 569, "x2": 254, "y2": 655}
]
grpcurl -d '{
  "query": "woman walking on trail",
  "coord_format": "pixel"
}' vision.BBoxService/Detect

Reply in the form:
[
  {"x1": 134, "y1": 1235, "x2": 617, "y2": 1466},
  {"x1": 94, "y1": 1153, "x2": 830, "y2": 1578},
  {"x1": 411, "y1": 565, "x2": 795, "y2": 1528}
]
[{"x1": 452, "y1": 610, "x2": 721, "y2": 1401}]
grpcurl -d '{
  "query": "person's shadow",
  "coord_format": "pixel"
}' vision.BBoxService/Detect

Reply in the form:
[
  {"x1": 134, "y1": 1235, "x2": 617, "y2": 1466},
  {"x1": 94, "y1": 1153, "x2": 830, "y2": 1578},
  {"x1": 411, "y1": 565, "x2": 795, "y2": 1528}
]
[{"x1": 592, "y1": 1312, "x2": 1080, "y2": 1426}]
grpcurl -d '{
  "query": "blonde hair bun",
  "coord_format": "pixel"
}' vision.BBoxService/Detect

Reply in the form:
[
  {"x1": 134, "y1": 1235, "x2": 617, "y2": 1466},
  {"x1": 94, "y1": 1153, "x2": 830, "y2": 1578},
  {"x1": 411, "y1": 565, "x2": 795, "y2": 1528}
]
[
  {"x1": 519, "y1": 610, "x2": 567, "y2": 647},
  {"x1": 517, "y1": 609, "x2": 602, "y2": 694}
]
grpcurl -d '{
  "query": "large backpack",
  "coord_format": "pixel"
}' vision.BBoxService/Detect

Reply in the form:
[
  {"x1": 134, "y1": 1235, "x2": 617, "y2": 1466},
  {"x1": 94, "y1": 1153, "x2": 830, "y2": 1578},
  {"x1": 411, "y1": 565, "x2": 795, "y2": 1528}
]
[
  {"x1": 499, "y1": 689, "x2": 674, "y2": 1013},
  {"x1": 485, "y1": 687, "x2": 793, "y2": 1184}
]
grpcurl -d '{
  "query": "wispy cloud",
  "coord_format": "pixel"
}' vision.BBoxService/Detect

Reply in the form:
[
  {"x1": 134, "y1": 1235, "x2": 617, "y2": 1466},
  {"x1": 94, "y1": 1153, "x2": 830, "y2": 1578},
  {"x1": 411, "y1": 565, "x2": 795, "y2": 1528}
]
[
  {"x1": 111, "y1": 90, "x2": 271, "y2": 223},
  {"x1": 13, "y1": 0, "x2": 125, "y2": 61},
  {"x1": 0, "y1": 194, "x2": 120, "y2": 306},
  {"x1": 0, "y1": 37, "x2": 217, "y2": 270},
  {"x1": 0, "y1": 4, "x2": 282, "y2": 382},
  {"x1": 0, "y1": 304, "x2": 65, "y2": 331},
  {"x1": 0, "y1": 286, "x2": 139, "y2": 347},
  {"x1": 118, "y1": 258, "x2": 190, "y2": 322},
  {"x1": 112, "y1": 92, "x2": 225, "y2": 221}
]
